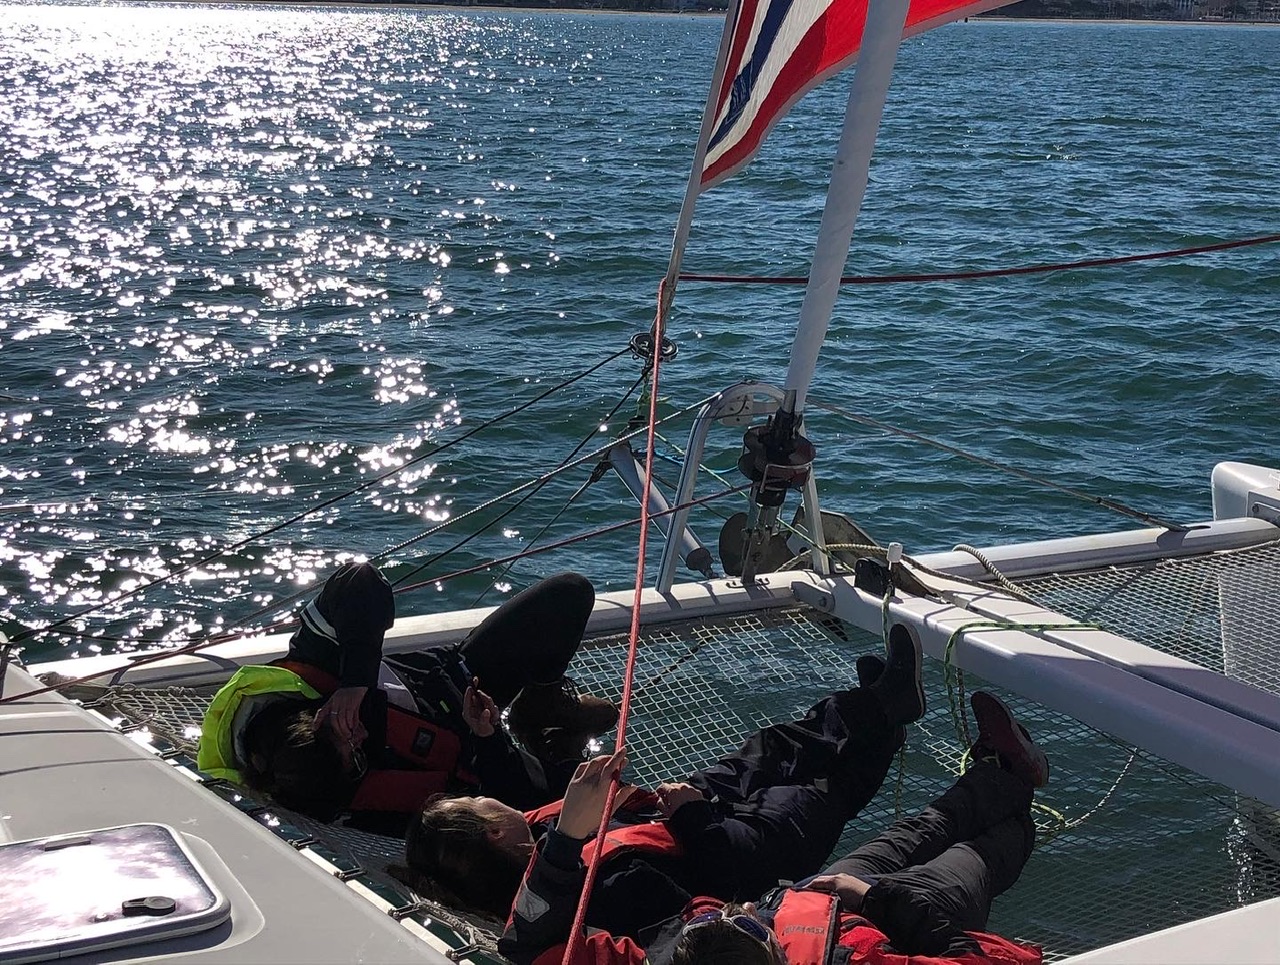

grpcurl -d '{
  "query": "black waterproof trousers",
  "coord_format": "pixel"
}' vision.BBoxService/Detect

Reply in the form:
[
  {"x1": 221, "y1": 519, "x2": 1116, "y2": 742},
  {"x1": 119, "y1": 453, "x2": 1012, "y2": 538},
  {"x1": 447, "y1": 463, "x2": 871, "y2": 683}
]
[
  {"x1": 683, "y1": 686, "x2": 904, "y2": 901},
  {"x1": 385, "y1": 571, "x2": 596, "y2": 712},
  {"x1": 822, "y1": 761, "x2": 1035, "y2": 956}
]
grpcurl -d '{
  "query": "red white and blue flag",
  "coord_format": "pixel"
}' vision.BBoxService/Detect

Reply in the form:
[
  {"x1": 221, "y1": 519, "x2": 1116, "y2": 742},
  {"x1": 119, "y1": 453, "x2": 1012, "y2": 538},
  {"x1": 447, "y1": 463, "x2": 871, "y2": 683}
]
[{"x1": 699, "y1": 0, "x2": 1016, "y2": 190}]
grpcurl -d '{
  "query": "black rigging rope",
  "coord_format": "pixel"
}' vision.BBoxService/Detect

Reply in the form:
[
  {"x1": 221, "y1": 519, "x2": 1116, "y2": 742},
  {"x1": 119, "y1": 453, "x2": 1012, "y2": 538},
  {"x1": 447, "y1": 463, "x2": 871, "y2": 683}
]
[
  {"x1": 384, "y1": 372, "x2": 647, "y2": 590},
  {"x1": 809, "y1": 399, "x2": 1185, "y2": 531},
  {"x1": 0, "y1": 484, "x2": 749, "y2": 705},
  {"x1": 6, "y1": 347, "x2": 633, "y2": 647},
  {"x1": 462, "y1": 373, "x2": 652, "y2": 605},
  {"x1": 677, "y1": 232, "x2": 1280, "y2": 287},
  {"x1": 373, "y1": 391, "x2": 721, "y2": 568}
]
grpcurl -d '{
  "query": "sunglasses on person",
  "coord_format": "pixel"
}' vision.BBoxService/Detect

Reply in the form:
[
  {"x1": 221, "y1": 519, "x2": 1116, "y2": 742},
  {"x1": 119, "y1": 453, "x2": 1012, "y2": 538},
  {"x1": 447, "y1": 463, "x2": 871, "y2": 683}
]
[{"x1": 680, "y1": 909, "x2": 773, "y2": 946}]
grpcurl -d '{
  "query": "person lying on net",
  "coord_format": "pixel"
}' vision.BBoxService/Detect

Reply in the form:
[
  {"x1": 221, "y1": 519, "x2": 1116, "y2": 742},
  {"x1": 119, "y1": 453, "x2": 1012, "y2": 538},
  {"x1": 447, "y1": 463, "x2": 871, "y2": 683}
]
[
  {"x1": 511, "y1": 690, "x2": 1048, "y2": 965},
  {"x1": 395, "y1": 625, "x2": 928, "y2": 946},
  {"x1": 198, "y1": 564, "x2": 619, "y2": 833}
]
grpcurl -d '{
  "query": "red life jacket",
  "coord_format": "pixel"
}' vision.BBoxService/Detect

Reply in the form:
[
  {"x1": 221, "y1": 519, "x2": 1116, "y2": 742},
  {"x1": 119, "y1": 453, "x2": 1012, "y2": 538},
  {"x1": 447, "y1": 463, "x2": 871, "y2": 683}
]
[
  {"x1": 524, "y1": 793, "x2": 683, "y2": 862},
  {"x1": 772, "y1": 890, "x2": 1044, "y2": 965},
  {"x1": 273, "y1": 658, "x2": 477, "y2": 812},
  {"x1": 773, "y1": 890, "x2": 841, "y2": 965}
]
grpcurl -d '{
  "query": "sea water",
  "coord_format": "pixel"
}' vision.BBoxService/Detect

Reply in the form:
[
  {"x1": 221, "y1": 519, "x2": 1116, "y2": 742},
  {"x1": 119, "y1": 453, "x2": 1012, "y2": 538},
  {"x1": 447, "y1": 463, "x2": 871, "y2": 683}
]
[{"x1": 1, "y1": 2, "x2": 1278, "y2": 658}]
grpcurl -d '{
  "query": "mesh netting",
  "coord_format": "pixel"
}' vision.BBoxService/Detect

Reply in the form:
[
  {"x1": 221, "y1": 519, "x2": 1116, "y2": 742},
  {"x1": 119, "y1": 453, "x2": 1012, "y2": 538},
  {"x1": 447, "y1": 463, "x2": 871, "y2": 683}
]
[
  {"x1": 568, "y1": 604, "x2": 1280, "y2": 962},
  {"x1": 1018, "y1": 537, "x2": 1280, "y2": 698},
  {"x1": 80, "y1": 585, "x2": 1280, "y2": 963},
  {"x1": 75, "y1": 683, "x2": 508, "y2": 959}
]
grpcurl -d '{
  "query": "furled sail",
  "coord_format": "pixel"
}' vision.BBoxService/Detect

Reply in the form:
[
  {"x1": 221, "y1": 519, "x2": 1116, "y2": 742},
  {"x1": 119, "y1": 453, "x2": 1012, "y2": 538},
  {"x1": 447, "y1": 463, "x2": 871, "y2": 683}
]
[{"x1": 700, "y1": 0, "x2": 1019, "y2": 190}]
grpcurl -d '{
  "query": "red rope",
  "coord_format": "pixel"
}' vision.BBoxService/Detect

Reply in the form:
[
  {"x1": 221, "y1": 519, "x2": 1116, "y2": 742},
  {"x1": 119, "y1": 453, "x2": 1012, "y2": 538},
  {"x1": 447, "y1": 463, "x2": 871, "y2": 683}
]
[
  {"x1": 677, "y1": 232, "x2": 1280, "y2": 286},
  {"x1": 561, "y1": 285, "x2": 671, "y2": 965}
]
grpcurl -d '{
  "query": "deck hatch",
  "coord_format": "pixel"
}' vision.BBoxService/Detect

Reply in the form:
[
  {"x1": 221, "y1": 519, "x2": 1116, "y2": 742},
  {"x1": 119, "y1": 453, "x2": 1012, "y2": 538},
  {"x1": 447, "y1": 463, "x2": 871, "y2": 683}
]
[{"x1": 0, "y1": 823, "x2": 230, "y2": 964}]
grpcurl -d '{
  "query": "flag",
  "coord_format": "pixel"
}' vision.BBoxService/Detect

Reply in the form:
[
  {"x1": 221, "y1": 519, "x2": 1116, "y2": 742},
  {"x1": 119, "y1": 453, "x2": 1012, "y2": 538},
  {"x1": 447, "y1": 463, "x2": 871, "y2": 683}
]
[{"x1": 700, "y1": 0, "x2": 1018, "y2": 190}]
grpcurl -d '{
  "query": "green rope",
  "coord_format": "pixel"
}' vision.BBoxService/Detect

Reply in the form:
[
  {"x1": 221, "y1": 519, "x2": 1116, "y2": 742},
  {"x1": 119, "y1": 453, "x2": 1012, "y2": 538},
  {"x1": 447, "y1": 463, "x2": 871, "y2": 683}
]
[
  {"x1": 941, "y1": 620, "x2": 1101, "y2": 750},
  {"x1": 936, "y1": 617, "x2": 1152, "y2": 846},
  {"x1": 1035, "y1": 749, "x2": 1139, "y2": 847}
]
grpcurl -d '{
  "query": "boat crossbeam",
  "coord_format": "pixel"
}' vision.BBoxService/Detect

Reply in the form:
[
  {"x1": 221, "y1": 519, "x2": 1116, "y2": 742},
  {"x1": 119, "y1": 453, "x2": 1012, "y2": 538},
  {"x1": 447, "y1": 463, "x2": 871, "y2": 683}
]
[{"x1": 792, "y1": 517, "x2": 1280, "y2": 808}]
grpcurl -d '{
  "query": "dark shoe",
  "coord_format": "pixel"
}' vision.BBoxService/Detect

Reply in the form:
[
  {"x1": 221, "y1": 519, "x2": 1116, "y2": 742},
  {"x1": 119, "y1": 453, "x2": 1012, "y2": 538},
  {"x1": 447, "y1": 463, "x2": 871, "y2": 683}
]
[
  {"x1": 970, "y1": 691, "x2": 1049, "y2": 789},
  {"x1": 855, "y1": 654, "x2": 885, "y2": 689},
  {"x1": 507, "y1": 677, "x2": 618, "y2": 759},
  {"x1": 870, "y1": 623, "x2": 925, "y2": 727}
]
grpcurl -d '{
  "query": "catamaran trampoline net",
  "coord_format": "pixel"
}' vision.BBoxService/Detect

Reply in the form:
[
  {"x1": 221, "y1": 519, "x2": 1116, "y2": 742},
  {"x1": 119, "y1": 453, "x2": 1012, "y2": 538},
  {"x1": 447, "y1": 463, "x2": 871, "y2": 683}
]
[
  {"x1": 1017, "y1": 537, "x2": 1280, "y2": 699},
  {"x1": 79, "y1": 558, "x2": 1280, "y2": 964}
]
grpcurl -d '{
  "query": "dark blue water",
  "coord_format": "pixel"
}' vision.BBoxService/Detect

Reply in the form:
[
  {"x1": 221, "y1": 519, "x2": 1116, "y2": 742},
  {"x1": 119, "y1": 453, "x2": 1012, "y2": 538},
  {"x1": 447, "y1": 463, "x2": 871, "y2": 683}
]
[{"x1": 2, "y1": 3, "x2": 1278, "y2": 659}]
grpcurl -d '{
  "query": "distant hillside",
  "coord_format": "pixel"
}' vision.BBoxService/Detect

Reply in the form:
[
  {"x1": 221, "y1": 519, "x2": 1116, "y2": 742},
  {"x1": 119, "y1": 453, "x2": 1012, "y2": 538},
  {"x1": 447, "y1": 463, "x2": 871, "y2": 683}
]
[{"x1": 980, "y1": 0, "x2": 1278, "y2": 20}]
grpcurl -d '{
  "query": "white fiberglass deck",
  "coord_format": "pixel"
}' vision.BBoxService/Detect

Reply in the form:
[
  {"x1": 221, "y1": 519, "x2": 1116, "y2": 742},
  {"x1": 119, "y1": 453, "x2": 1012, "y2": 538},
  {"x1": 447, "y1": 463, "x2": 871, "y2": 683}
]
[{"x1": 0, "y1": 665, "x2": 486, "y2": 965}]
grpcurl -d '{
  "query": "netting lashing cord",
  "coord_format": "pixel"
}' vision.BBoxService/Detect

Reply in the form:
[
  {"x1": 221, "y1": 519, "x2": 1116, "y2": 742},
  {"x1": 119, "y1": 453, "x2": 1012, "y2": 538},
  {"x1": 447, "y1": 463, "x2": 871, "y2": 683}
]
[
  {"x1": 561, "y1": 284, "x2": 672, "y2": 965},
  {"x1": 939, "y1": 620, "x2": 1138, "y2": 845},
  {"x1": 4, "y1": 347, "x2": 635, "y2": 651}
]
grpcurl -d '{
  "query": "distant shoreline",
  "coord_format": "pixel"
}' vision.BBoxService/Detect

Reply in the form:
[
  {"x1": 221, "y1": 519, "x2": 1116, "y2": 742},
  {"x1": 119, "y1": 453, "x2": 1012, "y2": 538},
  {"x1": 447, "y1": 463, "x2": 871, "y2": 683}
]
[
  {"x1": 124, "y1": 0, "x2": 1280, "y2": 22},
  {"x1": 978, "y1": 13, "x2": 1280, "y2": 24},
  {"x1": 147, "y1": 0, "x2": 723, "y2": 12}
]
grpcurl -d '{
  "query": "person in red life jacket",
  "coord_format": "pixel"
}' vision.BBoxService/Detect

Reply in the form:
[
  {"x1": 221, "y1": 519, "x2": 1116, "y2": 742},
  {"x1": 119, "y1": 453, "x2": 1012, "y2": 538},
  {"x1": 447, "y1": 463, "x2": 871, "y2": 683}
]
[
  {"x1": 517, "y1": 689, "x2": 1048, "y2": 965},
  {"x1": 207, "y1": 564, "x2": 619, "y2": 833},
  {"x1": 397, "y1": 625, "x2": 928, "y2": 947}
]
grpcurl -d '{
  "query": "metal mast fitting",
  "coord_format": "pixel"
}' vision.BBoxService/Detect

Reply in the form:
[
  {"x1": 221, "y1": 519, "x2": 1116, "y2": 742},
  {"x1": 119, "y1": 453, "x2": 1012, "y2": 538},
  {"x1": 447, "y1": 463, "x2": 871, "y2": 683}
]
[
  {"x1": 628, "y1": 332, "x2": 678, "y2": 368},
  {"x1": 736, "y1": 389, "x2": 816, "y2": 582}
]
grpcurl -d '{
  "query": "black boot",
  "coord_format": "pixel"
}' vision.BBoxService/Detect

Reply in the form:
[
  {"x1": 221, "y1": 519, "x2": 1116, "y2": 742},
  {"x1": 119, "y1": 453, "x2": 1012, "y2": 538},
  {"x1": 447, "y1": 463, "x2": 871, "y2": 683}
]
[
  {"x1": 970, "y1": 691, "x2": 1049, "y2": 788},
  {"x1": 507, "y1": 677, "x2": 619, "y2": 763},
  {"x1": 869, "y1": 623, "x2": 926, "y2": 727},
  {"x1": 855, "y1": 653, "x2": 886, "y2": 689}
]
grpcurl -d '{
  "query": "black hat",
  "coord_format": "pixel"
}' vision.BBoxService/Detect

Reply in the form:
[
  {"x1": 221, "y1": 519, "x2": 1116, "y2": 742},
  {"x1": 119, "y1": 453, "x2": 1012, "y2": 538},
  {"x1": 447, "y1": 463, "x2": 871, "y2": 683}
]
[{"x1": 316, "y1": 560, "x2": 395, "y2": 648}]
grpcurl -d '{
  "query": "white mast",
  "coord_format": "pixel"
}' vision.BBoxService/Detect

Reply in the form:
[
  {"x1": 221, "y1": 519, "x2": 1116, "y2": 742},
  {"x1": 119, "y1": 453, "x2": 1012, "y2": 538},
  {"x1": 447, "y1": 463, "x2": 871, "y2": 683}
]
[{"x1": 782, "y1": 0, "x2": 913, "y2": 414}]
